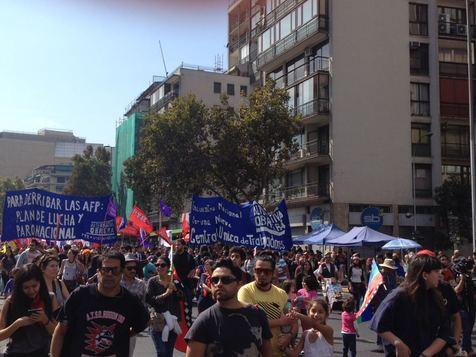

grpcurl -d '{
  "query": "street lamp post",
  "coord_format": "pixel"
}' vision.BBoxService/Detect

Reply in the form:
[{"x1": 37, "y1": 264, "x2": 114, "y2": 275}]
[{"x1": 465, "y1": 0, "x2": 476, "y2": 251}]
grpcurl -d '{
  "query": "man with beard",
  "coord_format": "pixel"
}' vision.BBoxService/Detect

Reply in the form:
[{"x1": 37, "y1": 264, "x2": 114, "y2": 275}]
[
  {"x1": 238, "y1": 254, "x2": 294, "y2": 356},
  {"x1": 185, "y1": 258, "x2": 272, "y2": 357},
  {"x1": 50, "y1": 252, "x2": 149, "y2": 357}
]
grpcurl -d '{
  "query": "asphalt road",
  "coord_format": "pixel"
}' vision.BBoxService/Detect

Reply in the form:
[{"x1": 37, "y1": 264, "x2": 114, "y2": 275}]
[{"x1": 0, "y1": 298, "x2": 474, "y2": 356}]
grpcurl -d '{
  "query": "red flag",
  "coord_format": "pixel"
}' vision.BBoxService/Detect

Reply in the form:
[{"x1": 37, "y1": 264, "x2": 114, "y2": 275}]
[
  {"x1": 157, "y1": 227, "x2": 171, "y2": 245},
  {"x1": 181, "y1": 213, "x2": 189, "y2": 234},
  {"x1": 129, "y1": 205, "x2": 153, "y2": 234},
  {"x1": 174, "y1": 300, "x2": 189, "y2": 353},
  {"x1": 120, "y1": 221, "x2": 140, "y2": 237}
]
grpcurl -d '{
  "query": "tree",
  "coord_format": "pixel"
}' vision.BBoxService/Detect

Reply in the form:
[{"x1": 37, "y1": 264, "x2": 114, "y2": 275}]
[
  {"x1": 64, "y1": 145, "x2": 112, "y2": 196},
  {"x1": 124, "y1": 81, "x2": 300, "y2": 212},
  {"x1": 434, "y1": 175, "x2": 471, "y2": 243},
  {"x1": 0, "y1": 177, "x2": 25, "y2": 233}
]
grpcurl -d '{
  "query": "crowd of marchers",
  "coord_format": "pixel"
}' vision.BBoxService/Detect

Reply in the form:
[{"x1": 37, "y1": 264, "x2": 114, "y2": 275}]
[{"x1": 0, "y1": 237, "x2": 474, "y2": 357}]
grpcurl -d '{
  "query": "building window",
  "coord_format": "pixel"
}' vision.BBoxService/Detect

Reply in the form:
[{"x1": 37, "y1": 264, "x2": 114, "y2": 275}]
[
  {"x1": 56, "y1": 176, "x2": 67, "y2": 184},
  {"x1": 213, "y1": 82, "x2": 221, "y2": 94},
  {"x1": 286, "y1": 55, "x2": 305, "y2": 86},
  {"x1": 409, "y1": 3, "x2": 428, "y2": 36},
  {"x1": 410, "y1": 82, "x2": 430, "y2": 116},
  {"x1": 240, "y1": 85, "x2": 248, "y2": 95},
  {"x1": 410, "y1": 42, "x2": 429, "y2": 76},
  {"x1": 286, "y1": 169, "x2": 304, "y2": 187},
  {"x1": 414, "y1": 164, "x2": 432, "y2": 198},
  {"x1": 411, "y1": 124, "x2": 431, "y2": 157},
  {"x1": 227, "y1": 84, "x2": 235, "y2": 96},
  {"x1": 442, "y1": 165, "x2": 470, "y2": 182},
  {"x1": 438, "y1": 6, "x2": 466, "y2": 25},
  {"x1": 438, "y1": 7, "x2": 467, "y2": 37},
  {"x1": 441, "y1": 125, "x2": 470, "y2": 159},
  {"x1": 269, "y1": 67, "x2": 285, "y2": 88}
]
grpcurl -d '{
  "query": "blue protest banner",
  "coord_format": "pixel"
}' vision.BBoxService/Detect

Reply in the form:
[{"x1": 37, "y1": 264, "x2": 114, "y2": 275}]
[
  {"x1": 1, "y1": 188, "x2": 117, "y2": 243},
  {"x1": 189, "y1": 195, "x2": 292, "y2": 251}
]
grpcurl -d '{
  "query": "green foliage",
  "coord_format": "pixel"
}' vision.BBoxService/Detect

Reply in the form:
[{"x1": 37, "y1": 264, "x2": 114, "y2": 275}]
[
  {"x1": 0, "y1": 177, "x2": 25, "y2": 233},
  {"x1": 64, "y1": 145, "x2": 112, "y2": 196},
  {"x1": 124, "y1": 81, "x2": 300, "y2": 212},
  {"x1": 434, "y1": 176, "x2": 471, "y2": 241}
]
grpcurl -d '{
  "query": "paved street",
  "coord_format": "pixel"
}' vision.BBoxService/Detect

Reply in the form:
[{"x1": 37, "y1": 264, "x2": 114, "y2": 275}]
[
  {"x1": 0, "y1": 297, "x2": 473, "y2": 356},
  {"x1": 130, "y1": 309, "x2": 387, "y2": 357}
]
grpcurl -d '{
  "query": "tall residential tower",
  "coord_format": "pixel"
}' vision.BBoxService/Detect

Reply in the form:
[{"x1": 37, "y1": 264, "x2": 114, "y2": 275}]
[{"x1": 228, "y1": 0, "x2": 473, "y2": 241}]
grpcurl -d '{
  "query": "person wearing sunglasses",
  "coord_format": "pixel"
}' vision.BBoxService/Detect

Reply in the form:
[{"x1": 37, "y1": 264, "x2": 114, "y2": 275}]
[
  {"x1": 146, "y1": 256, "x2": 182, "y2": 357},
  {"x1": 238, "y1": 254, "x2": 295, "y2": 356},
  {"x1": 185, "y1": 258, "x2": 272, "y2": 357},
  {"x1": 50, "y1": 252, "x2": 149, "y2": 357},
  {"x1": 121, "y1": 253, "x2": 147, "y2": 357}
]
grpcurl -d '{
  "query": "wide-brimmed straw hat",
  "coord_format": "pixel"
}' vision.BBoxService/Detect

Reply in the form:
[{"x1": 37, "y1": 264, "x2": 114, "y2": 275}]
[{"x1": 379, "y1": 258, "x2": 397, "y2": 270}]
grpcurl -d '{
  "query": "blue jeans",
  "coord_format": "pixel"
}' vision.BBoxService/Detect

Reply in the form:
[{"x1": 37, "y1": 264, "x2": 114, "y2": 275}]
[{"x1": 150, "y1": 328, "x2": 177, "y2": 357}]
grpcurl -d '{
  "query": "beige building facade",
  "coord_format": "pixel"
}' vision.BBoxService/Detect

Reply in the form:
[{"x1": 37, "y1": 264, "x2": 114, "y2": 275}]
[
  {"x1": 228, "y1": 0, "x2": 472, "y2": 241},
  {"x1": 0, "y1": 129, "x2": 108, "y2": 193}
]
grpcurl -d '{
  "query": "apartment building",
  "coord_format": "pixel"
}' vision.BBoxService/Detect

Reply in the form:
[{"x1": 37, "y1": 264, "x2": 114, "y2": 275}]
[
  {"x1": 23, "y1": 164, "x2": 73, "y2": 194},
  {"x1": 113, "y1": 65, "x2": 250, "y2": 223},
  {"x1": 0, "y1": 130, "x2": 108, "y2": 194},
  {"x1": 228, "y1": 0, "x2": 473, "y2": 240}
]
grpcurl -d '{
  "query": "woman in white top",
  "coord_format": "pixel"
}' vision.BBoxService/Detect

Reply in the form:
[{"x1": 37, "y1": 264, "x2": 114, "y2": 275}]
[
  {"x1": 59, "y1": 249, "x2": 84, "y2": 292},
  {"x1": 347, "y1": 255, "x2": 366, "y2": 311}
]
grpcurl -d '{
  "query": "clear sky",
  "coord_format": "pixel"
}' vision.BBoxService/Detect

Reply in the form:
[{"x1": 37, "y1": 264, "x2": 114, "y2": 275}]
[{"x1": 0, "y1": 0, "x2": 228, "y2": 146}]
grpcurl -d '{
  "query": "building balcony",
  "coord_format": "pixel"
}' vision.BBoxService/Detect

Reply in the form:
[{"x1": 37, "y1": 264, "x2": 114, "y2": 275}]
[
  {"x1": 271, "y1": 56, "x2": 329, "y2": 89},
  {"x1": 252, "y1": 0, "x2": 307, "y2": 36},
  {"x1": 442, "y1": 143, "x2": 470, "y2": 160},
  {"x1": 438, "y1": 21, "x2": 474, "y2": 39},
  {"x1": 256, "y1": 16, "x2": 328, "y2": 71},
  {"x1": 229, "y1": 33, "x2": 250, "y2": 54},
  {"x1": 292, "y1": 98, "x2": 329, "y2": 125},
  {"x1": 228, "y1": 0, "x2": 244, "y2": 10},
  {"x1": 287, "y1": 139, "x2": 330, "y2": 170},
  {"x1": 150, "y1": 91, "x2": 178, "y2": 113},
  {"x1": 439, "y1": 62, "x2": 468, "y2": 78},
  {"x1": 266, "y1": 181, "x2": 329, "y2": 206},
  {"x1": 440, "y1": 102, "x2": 468, "y2": 119}
]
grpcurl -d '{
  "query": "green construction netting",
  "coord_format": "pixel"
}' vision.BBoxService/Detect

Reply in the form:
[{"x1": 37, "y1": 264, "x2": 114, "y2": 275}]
[{"x1": 112, "y1": 112, "x2": 144, "y2": 218}]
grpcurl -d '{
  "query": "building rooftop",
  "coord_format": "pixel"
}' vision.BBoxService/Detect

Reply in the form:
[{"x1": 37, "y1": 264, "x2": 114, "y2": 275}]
[{"x1": 0, "y1": 129, "x2": 86, "y2": 143}]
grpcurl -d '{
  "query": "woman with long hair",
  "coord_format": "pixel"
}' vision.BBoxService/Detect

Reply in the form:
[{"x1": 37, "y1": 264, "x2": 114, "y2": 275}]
[
  {"x1": 39, "y1": 255, "x2": 70, "y2": 307},
  {"x1": 0, "y1": 263, "x2": 58, "y2": 356},
  {"x1": 295, "y1": 260, "x2": 318, "y2": 291},
  {"x1": 1, "y1": 246, "x2": 17, "y2": 288},
  {"x1": 370, "y1": 254, "x2": 451, "y2": 357},
  {"x1": 146, "y1": 256, "x2": 182, "y2": 357}
]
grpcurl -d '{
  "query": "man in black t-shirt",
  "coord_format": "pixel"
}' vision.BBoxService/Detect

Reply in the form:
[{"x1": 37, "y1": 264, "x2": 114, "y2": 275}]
[
  {"x1": 185, "y1": 258, "x2": 272, "y2": 356},
  {"x1": 50, "y1": 252, "x2": 149, "y2": 357}
]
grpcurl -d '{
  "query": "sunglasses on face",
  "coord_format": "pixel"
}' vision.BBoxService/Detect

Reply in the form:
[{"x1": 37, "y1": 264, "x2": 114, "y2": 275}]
[
  {"x1": 210, "y1": 276, "x2": 237, "y2": 285},
  {"x1": 99, "y1": 267, "x2": 121, "y2": 275},
  {"x1": 156, "y1": 263, "x2": 168, "y2": 268},
  {"x1": 125, "y1": 266, "x2": 137, "y2": 271},
  {"x1": 254, "y1": 268, "x2": 273, "y2": 276}
]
